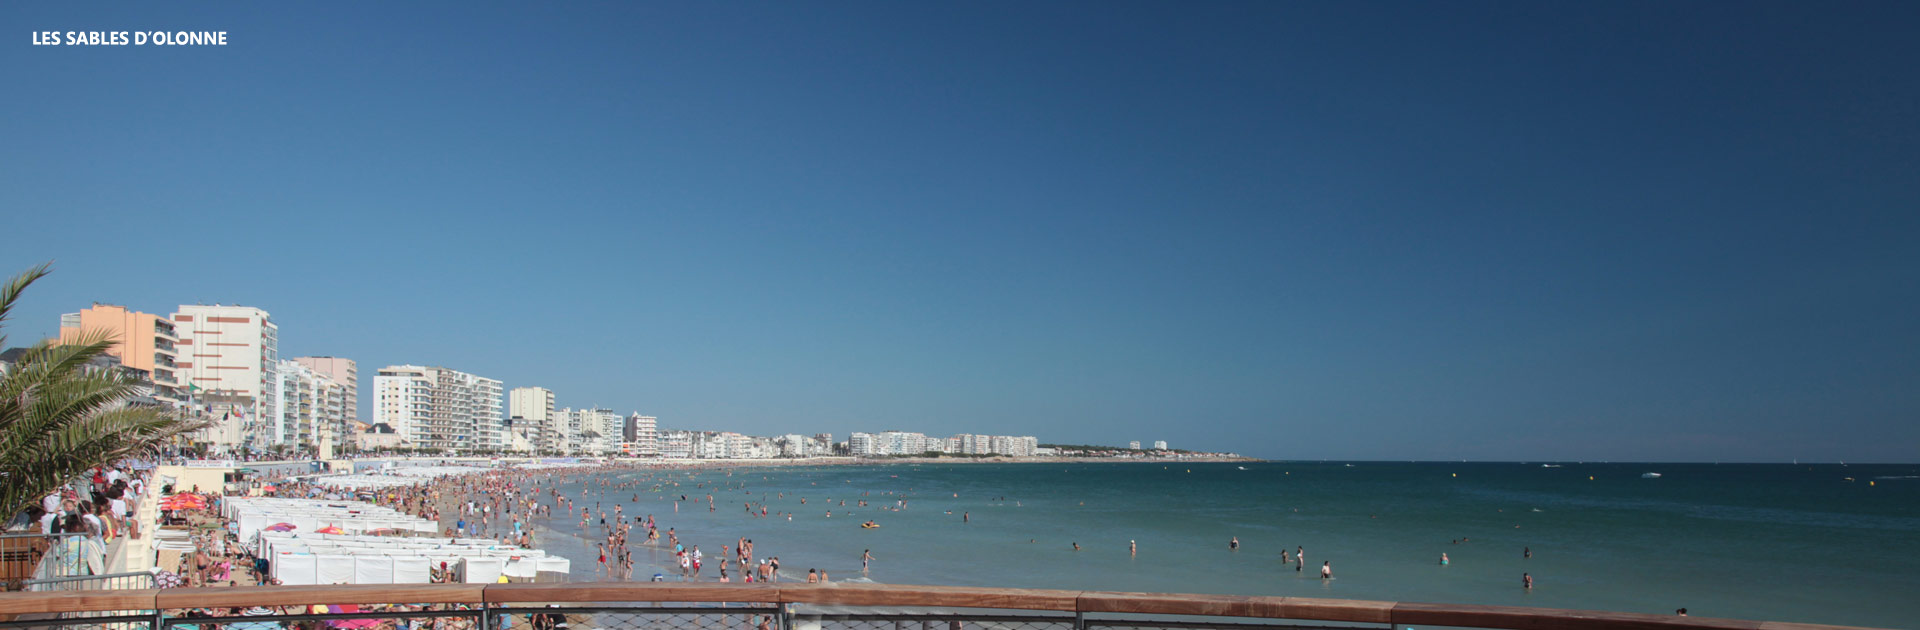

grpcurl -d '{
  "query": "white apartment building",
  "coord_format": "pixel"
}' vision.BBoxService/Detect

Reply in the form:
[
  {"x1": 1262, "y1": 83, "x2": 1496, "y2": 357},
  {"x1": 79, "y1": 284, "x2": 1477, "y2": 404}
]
[
  {"x1": 372, "y1": 365, "x2": 503, "y2": 453},
  {"x1": 173, "y1": 305, "x2": 278, "y2": 450},
  {"x1": 779, "y1": 434, "x2": 807, "y2": 457},
  {"x1": 876, "y1": 431, "x2": 932, "y2": 455},
  {"x1": 576, "y1": 407, "x2": 620, "y2": 455},
  {"x1": 658, "y1": 430, "x2": 693, "y2": 459},
  {"x1": 848, "y1": 432, "x2": 873, "y2": 456},
  {"x1": 626, "y1": 414, "x2": 658, "y2": 457},
  {"x1": 1129, "y1": 441, "x2": 1141, "y2": 450},
  {"x1": 472, "y1": 376, "x2": 504, "y2": 450},
  {"x1": 291, "y1": 356, "x2": 357, "y2": 424},
  {"x1": 1153, "y1": 440, "x2": 1168, "y2": 450},
  {"x1": 943, "y1": 433, "x2": 1039, "y2": 456},
  {"x1": 555, "y1": 408, "x2": 582, "y2": 454},
  {"x1": 509, "y1": 386, "x2": 557, "y2": 453},
  {"x1": 273, "y1": 359, "x2": 338, "y2": 452}
]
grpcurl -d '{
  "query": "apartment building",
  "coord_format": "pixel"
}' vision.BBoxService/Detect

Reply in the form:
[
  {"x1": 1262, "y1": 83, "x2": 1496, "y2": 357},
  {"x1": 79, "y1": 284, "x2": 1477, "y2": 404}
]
[
  {"x1": 625, "y1": 414, "x2": 658, "y2": 457},
  {"x1": 57, "y1": 304, "x2": 183, "y2": 403},
  {"x1": 173, "y1": 305, "x2": 278, "y2": 449},
  {"x1": 658, "y1": 430, "x2": 693, "y2": 459},
  {"x1": 372, "y1": 364, "x2": 503, "y2": 452},
  {"x1": 291, "y1": 356, "x2": 358, "y2": 423},
  {"x1": 508, "y1": 386, "x2": 557, "y2": 453},
  {"x1": 273, "y1": 359, "x2": 349, "y2": 456}
]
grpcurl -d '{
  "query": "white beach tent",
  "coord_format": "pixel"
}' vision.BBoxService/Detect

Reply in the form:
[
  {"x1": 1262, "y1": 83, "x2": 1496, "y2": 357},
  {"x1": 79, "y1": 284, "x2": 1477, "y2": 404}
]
[{"x1": 457, "y1": 557, "x2": 506, "y2": 584}]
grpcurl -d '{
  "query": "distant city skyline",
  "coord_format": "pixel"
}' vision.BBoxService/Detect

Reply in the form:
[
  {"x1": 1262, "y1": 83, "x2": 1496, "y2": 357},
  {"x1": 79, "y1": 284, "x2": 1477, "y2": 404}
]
[{"x1": 4, "y1": 1, "x2": 1917, "y2": 462}]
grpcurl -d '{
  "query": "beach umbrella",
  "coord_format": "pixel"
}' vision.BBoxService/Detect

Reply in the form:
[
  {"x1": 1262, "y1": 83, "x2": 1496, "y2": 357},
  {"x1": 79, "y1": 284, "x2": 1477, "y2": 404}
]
[
  {"x1": 364, "y1": 528, "x2": 397, "y2": 535},
  {"x1": 316, "y1": 525, "x2": 344, "y2": 534},
  {"x1": 327, "y1": 605, "x2": 381, "y2": 629},
  {"x1": 265, "y1": 523, "x2": 297, "y2": 532}
]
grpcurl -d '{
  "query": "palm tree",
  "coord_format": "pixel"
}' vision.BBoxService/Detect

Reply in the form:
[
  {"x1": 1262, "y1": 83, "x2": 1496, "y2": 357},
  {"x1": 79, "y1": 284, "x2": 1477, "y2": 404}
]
[{"x1": 0, "y1": 263, "x2": 209, "y2": 523}]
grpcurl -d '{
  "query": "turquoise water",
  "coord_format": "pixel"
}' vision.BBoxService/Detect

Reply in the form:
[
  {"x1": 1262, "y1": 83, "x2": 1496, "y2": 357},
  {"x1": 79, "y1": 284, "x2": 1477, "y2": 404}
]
[{"x1": 526, "y1": 462, "x2": 1920, "y2": 628}]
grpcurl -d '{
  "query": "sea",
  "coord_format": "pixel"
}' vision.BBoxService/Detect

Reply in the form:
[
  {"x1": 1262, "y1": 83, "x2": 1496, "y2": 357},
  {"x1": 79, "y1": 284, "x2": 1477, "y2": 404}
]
[{"x1": 521, "y1": 462, "x2": 1920, "y2": 629}]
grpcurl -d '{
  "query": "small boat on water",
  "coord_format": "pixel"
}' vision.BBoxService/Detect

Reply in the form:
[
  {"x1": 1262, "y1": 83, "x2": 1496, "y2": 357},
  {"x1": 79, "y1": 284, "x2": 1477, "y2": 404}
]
[
  {"x1": 1641, "y1": 472, "x2": 1662, "y2": 479},
  {"x1": 1541, "y1": 464, "x2": 1561, "y2": 468}
]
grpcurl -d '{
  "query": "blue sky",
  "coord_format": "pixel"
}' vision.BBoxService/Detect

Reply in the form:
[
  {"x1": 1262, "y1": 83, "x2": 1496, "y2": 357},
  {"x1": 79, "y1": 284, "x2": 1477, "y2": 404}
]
[{"x1": 3, "y1": 1, "x2": 1916, "y2": 461}]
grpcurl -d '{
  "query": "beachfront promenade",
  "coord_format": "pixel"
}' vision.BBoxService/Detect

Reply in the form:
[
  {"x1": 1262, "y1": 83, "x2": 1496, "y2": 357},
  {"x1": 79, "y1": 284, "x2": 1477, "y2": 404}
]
[{"x1": 0, "y1": 582, "x2": 1887, "y2": 630}]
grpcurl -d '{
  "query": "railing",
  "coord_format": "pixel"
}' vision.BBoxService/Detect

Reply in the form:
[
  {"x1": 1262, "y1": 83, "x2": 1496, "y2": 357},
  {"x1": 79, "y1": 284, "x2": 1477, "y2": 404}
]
[
  {"x1": 0, "y1": 533, "x2": 84, "y2": 585},
  {"x1": 20, "y1": 572, "x2": 155, "y2": 593},
  {"x1": 0, "y1": 583, "x2": 1889, "y2": 630}
]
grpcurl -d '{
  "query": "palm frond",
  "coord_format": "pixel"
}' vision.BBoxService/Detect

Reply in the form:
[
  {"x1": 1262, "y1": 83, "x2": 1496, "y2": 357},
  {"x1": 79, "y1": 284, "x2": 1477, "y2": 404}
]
[{"x1": 0, "y1": 264, "x2": 205, "y2": 522}]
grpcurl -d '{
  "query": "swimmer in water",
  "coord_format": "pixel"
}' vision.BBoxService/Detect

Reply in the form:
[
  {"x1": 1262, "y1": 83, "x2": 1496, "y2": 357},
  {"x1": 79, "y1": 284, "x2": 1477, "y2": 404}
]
[
  {"x1": 1129, "y1": 540, "x2": 1136, "y2": 555},
  {"x1": 1440, "y1": 553, "x2": 1449, "y2": 565},
  {"x1": 1230, "y1": 537, "x2": 1239, "y2": 551},
  {"x1": 1321, "y1": 561, "x2": 1332, "y2": 578},
  {"x1": 1072, "y1": 542, "x2": 1080, "y2": 551}
]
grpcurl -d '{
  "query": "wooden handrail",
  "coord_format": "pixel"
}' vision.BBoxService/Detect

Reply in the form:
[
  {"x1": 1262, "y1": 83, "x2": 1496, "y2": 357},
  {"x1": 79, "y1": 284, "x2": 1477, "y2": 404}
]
[{"x1": 0, "y1": 583, "x2": 1888, "y2": 630}]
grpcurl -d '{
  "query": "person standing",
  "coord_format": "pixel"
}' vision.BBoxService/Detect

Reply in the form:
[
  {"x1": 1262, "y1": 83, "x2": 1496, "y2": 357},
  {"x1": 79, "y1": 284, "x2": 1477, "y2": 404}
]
[
  {"x1": 862, "y1": 549, "x2": 873, "y2": 573},
  {"x1": 1523, "y1": 573, "x2": 1533, "y2": 589},
  {"x1": 1320, "y1": 561, "x2": 1332, "y2": 579}
]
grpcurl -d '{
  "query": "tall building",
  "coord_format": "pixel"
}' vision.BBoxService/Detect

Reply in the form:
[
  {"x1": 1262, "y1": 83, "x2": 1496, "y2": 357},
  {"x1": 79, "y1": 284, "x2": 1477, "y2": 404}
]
[
  {"x1": 57, "y1": 304, "x2": 183, "y2": 403},
  {"x1": 1129, "y1": 441, "x2": 1141, "y2": 450},
  {"x1": 555, "y1": 408, "x2": 582, "y2": 454},
  {"x1": 1153, "y1": 440, "x2": 1168, "y2": 450},
  {"x1": 577, "y1": 407, "x2": 620, "y2": 454},
  {"x1": 291, "y1": 357, "x2": 357, "y2": 423},
  {"x1": 848, "y1": 432, "x2": 874, "y2": 456},
  {"x1": 272, "y1": 359, "x2": 348, "y2": 456},
  {"x1": 625, "y1": 414, "x2": 658, "y2": 457},
  {"x1": 372, "y1": 365, "x2": 503, "y2": 453},
  {"x1": 172, "y1": 305, "x2": 278, "y2": 451},
  {"x1": 508, "y1": 387, "x2": 556, "y2": 453}
]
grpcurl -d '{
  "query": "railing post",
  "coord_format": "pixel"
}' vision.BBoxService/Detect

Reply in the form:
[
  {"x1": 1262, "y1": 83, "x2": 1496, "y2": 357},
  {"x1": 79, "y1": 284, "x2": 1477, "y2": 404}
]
[
  {"x1": 779, "y1": 603, "x2": 792, "y2": 630},
  {"x1": 1073, "y1": 612, "x2": 1084, "y2": 630},
  {"x1": 479, "y1": 606, "x2": 495, "y2": 630}
]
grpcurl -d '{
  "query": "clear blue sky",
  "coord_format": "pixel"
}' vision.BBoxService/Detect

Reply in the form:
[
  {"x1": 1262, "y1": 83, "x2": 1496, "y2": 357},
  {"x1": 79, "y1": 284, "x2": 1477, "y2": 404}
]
[{"x1": 3, "y1": 1, "x2": 1916, "y2": 462}]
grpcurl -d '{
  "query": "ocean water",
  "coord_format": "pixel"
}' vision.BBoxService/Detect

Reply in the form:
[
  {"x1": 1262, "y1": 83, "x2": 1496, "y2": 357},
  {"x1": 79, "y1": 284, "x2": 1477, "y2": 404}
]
[{"x1": 524, "y1": 462, "x2": 1920, "y2": 628}]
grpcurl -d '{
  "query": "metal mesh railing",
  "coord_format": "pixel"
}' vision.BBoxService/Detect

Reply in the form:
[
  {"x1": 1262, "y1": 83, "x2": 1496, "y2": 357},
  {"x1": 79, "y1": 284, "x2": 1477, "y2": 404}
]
[
  {"x1": 158, "y1": 607, "x2": 483, "y2": 630},
  {"x1": 0, "y1": 613, "x2": 157, "y2": 630},
  {"x1": 0, "y1": 586, "x2": 1874, "y2": 630},
  {"x1": 23, "y1": 571, "x2": 157, "y2": 592},
  {"x1": 1083, "y1": 618, "x2": 1380, "y2": 630},
  {"x1": 495, "y1": 606, "x2": 780, "y2": 630},
  {"x1": 0, "y1": 532, "x2": 86, "y2": 584},
  {"x1": 793, "y1": 613, "x2": 1076, "y2": 630}
]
